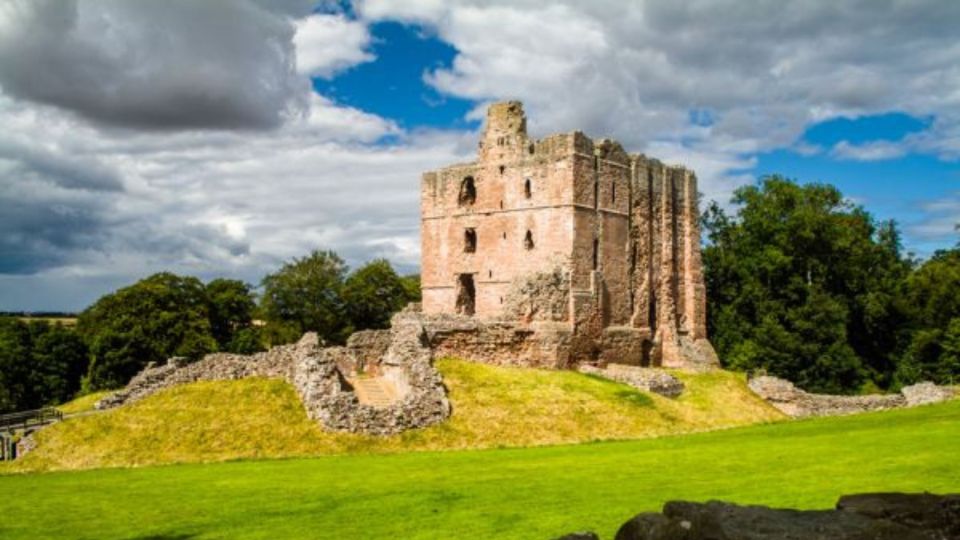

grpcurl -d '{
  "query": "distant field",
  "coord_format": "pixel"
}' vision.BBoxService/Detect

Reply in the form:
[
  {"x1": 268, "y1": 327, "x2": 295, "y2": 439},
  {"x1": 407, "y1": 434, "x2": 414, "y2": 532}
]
[
  {"x1": 5, "y1": 359, "x2": 782, "y2": 472},
  {"x1": 15, "y1": 316, "x2": 77, "y2": 326},
  {"x1": 0, "y1": 400, "x2": 956, "y2": 539}
]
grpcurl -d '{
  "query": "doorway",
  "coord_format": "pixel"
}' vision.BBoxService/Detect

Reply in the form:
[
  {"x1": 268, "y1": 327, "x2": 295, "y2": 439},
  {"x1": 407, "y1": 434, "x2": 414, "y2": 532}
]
[{"x1": 455, "y1": 274, "x2": 476, "y2": 316}]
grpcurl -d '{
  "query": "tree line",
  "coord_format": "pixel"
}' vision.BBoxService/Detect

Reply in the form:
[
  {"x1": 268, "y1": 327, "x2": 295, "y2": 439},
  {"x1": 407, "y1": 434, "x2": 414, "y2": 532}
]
[
  {"x1": 703, "y1": 176, "x2": 959, "y2": 393},
  {"x1": 1, "y1": 176, "x2": 957, "y2": 413},
  {"x1": 0, "y1": 254, "x2": 419, "y2": 413}
]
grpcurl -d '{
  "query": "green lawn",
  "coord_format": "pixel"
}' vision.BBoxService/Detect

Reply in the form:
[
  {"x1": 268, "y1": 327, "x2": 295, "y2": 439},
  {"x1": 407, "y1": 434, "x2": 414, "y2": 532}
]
[
  {"x1": 6, "y1": 360, "x2": 781, "y2": 472},
  {"x1": 1, "y1": 400, "x2": 957, "y2": 540}
]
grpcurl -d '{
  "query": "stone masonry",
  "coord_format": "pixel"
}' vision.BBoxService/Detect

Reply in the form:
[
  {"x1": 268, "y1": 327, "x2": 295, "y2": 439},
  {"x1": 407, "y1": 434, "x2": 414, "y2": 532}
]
[
  {"x1": 421, "y1": 101, "x2": 718, "y2": 369},
  {"x1": 97, "y1": 309, "x2": 450, "y2": 436}
]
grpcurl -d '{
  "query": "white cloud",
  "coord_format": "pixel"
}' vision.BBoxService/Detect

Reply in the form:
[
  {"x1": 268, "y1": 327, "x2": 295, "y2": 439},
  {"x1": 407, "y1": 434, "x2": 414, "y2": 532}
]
[
  {"x1": 358, "y1": 0, "x2": 960, "y2": 205},
  {"x1": 830, "y1": 140, "x2": 908, "y2": 161},
  {"x1": 294, "y1": 13, "x2": 375, "y2": 78},
  {"x1": 0, "y1": 93, "x2": 474, "y2": 310}
]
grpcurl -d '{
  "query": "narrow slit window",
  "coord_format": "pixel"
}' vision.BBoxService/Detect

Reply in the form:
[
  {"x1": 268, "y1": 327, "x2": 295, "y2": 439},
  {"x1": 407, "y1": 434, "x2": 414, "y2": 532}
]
[
  {"x1": 464, "y1": 228, "x2": 477, "y2": 253},
  {"x1": 524, "y1": 178, "x2": 532, "y2": 199},
  {"x1": 499, "y1": 165, "x2": 505, "y2": 175},
  {"x1": 592, "y1": 238, "x2": 599, "y2": 270},
  {"x1": 612, "y1": 182, "x2": 616, "y2": 204},
  {"x1": 524, "y1": 230, "x2": 535, "y2": 250}
]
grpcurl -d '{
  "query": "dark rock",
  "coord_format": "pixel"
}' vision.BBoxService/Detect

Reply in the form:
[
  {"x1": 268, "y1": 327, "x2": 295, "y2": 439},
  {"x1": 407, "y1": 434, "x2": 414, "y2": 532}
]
[
  {"x1": 837, "y1": 492, "x2": 960, "y2": 538},
  {"x1": 614, "y1": 494, "x2": 960, "y2": 540},
  {"x1": 553, "y1": 532, "x2": 600, "y2": 540}
]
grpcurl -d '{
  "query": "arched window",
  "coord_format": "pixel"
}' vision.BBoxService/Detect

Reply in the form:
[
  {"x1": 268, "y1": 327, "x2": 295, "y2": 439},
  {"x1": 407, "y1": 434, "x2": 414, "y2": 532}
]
[
  {"x1": 464, "y1": 228, "x2": 477, "y2": 253},
  {"x1": 528, "y1": 143, "x2": 535, "y2": 155},
  {"x1": 458, "y1": 176, "x2": 476, "y2": 206},
  {"x1": 524, "y1": 178, "x2": 532, "y2": 199},
  {"x1": 524, "y1": 230, "x2": 535, "y2": 250}
]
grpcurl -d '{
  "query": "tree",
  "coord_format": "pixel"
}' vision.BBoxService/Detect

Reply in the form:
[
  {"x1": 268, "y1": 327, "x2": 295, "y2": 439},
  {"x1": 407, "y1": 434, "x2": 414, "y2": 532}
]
[
  {"x1": 895, "y1": 248, "x2": 960, "y2": 385},
  {"x1": 260, "y1": 250, "x2": 348, "y2": 345},
  {"x1": 206, "y1": 278, "x2": 260, "y2": 353},
  {"x1": 401, "y1": 274, "x2": 422, "y2": 303},
  {"x1": 702, "y1": 176, "x2": 911, "y2": 393},
  {"x1": 78, "y1": 273, "x2": 217, "y2": 390},
  {"x1": 0, "y1": 318, "x2": 33, "y2": 413},
  {"x1": 342, "y1": 259, "x2": 412, "y2": 334},
  {"x1": 29, "y1": 323, "x2": 89, "y2": 406},
  {"x1": 0, "y1": 318, "x2": 88, "y2": 413}
]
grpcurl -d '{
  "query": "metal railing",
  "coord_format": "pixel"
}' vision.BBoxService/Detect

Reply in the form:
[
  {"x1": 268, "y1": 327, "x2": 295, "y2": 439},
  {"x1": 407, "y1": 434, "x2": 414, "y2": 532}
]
[{"x1": 0, "y1": 407, "x2": 63, "y2": 433}]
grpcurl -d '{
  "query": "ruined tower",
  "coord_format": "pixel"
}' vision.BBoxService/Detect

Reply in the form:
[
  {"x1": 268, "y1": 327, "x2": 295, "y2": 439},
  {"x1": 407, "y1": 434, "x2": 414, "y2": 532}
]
[{"x1": 420, "y1": 102, "x2": 718, "y2": 369}]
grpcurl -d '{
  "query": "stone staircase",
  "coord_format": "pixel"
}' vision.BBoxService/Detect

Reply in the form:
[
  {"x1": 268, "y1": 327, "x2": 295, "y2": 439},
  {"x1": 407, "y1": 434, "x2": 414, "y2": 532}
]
[{"x1": 350, "y1": 377, "x2": 399, "y2": 408}]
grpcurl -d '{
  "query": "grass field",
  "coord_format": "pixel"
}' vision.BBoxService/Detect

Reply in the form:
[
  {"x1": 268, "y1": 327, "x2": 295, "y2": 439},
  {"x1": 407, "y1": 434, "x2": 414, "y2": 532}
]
[
  {"x1": 4, "y1": 359, "x2": 781, "y2": 472},
  {"x1": 0, "y1": 400, "x2": 956, "y2": 539}
]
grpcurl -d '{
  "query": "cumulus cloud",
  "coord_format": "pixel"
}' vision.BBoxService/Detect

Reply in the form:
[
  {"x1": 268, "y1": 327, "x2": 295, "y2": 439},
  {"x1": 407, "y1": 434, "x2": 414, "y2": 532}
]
[
  {"x1": 0, "y1": 0, "x2": 311, "y2": 129},
  {"x1": 358, "y1": 0, "x2": 960, "y2": 203},
  {"x1": 0, "y1": 91, "x2": 473, "y2": 308},
  {"x1": 294, "y1": 13, "x2": 374, "y2": 77}
]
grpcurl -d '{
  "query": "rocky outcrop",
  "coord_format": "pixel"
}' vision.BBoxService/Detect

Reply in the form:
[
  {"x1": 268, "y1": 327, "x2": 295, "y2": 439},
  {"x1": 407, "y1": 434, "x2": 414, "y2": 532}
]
[
  {"x1": 97, "y1": 311, "x2": 451, "y2": 436},
  {"x1": 748, "y1": 375, "x2": 954, "y2": 417},
  {"x1": 610, "y1": 492, "x2": 960, "y2": 540},
  {"x1": 578, "y1": 364, "x2": 684, "y2": 398}
]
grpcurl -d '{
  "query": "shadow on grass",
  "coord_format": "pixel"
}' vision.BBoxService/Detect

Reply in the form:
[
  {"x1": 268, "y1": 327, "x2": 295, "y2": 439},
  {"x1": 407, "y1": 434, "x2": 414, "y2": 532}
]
[{"x1": 614, "y1": 389, "x2": 654, "y2": 408}]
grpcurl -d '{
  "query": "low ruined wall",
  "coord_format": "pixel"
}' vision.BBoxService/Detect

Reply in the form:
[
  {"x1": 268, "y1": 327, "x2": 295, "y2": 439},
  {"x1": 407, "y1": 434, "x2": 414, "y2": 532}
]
[
  {"x1": 420, "y1": 313, "x2": 573, "y2": 368},
  {"x1": 96, "y1": 344, "x2": 298, "y2": 409},
  {"x1": 292, "y1": 312, "x2": 450, "y2": 436},
  {"x1": 579, "y1": 364, "x2": 684, "y2": 398},
  {"x1": 748, "y1": 375, "x2": 955, "y2": 418},
  {"x1": 97, "y1": 313, "x2": 451, "y2": 436}
]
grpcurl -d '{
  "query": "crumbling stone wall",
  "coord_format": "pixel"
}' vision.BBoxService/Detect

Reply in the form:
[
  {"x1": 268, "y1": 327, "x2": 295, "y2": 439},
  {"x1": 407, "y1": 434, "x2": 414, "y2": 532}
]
[
  {"x1": 97, "y1": 311, "x2": 451, "y2": 436},
  {"x1": 578, "y1": 364, "x2": 684, "y2": 398},
  {"x1": 748, "y1": 375, "x2": 955, "y2": 417}
]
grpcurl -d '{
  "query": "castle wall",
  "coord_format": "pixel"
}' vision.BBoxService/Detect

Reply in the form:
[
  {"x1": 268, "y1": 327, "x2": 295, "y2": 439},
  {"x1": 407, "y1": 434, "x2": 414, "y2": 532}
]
[{"x1": 421, "y1": 101, "x2": 718, "y2": 369}]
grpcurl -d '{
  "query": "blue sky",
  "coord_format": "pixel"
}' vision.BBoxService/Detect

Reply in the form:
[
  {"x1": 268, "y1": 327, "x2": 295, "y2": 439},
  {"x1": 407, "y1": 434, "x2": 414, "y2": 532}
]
[{"x1": 0, "y1": 1, "x2": 958, "y2": 311}]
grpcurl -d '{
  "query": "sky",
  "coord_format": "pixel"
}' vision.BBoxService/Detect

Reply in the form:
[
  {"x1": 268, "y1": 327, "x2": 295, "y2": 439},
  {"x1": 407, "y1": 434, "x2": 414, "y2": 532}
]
[{"x1": 0, "y1": 0, "x2": 958, "y2": 312}]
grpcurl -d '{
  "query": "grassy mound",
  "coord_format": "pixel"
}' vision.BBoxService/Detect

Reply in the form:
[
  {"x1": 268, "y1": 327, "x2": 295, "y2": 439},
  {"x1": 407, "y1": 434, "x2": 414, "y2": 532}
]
[
  {"x1": 56, "y1": 391, "x2": 113, "y2": 415},
  {"x1": 4, "y1": 359, "x2": 781, "y2": 472},
  {"x1": 0, "y1": 400, "x2": 956, "y2": 539}
]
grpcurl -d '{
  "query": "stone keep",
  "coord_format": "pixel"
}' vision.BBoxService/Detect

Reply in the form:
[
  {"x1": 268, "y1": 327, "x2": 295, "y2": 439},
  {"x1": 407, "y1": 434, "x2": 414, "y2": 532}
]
[{"x1": 421, "y1": 102, "x2": 718, "y2": 369}]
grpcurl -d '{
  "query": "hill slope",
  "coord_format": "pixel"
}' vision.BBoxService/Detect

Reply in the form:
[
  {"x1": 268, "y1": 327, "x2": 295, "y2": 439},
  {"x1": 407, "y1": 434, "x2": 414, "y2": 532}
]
[
  {"x1": 5, "y1": 359, "x2": 781, "y2": 472},
  {"x1": 0, "y1": 400, "x2": 956, "y2": 539}
]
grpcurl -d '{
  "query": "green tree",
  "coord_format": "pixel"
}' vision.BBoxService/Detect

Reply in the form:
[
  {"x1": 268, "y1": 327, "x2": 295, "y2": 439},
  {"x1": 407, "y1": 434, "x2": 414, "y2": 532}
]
[
  {"x1": 0, "y1": 318, "x2": 33, "y2": 413},
  {"x1": 703, "y1": 176, "x2": 911, "y2": 393},
  {"x1": 260, "y1": 250, "x2": 348, "y2": 345},
  {"x1": 401, "y1": 274, "x2": 422, "y2": 303},
  {"x1": 78, "y1": 273, "x2": 217, "y2": 390},
  {"x1": 29, "y1": 323, "x2": 89, "y2": 405},
  {"x1": 895, "y1": 248, "x2": 960, "y2": 385},
  {"x1": 0, "y1": 319, "x2": 88, "y2": 412},
  {"x1": 342, "y1": 259, "x2": 411, "y2": 334},
  {"x1": 206, "y1": 278, "x2": 260, "y2": 353}
]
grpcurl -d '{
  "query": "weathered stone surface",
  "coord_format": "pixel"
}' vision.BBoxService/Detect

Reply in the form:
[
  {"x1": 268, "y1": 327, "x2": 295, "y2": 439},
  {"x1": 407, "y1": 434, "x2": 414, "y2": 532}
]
[
  {"x1": 97, "y1": 311, "x2": 451, "y2": 436},
  {"x1": 748, "y1": 375, "x2": 954, "y2": 418},
  {"x1": 901, "y1": 382, "x2": 955, "y2": 406},
  {"x1": 96, "y1": 345, "x2": 298, "y2": 410},
  {"x1": 611, "y1": 493, "x2": 958, "y2": 540},
  {"x1": 293, "y1": 310, "x2": 451, "y2": 435},
  {"x1": 579, "y1": 364, "x2": 684, "y2": 398},
  {"x1": 420, "y1": 101, "x2": 719, "y2": 370}
]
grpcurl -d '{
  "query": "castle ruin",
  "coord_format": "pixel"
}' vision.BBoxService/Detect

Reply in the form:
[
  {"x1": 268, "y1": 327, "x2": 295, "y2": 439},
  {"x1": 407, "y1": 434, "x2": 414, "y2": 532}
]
[{"x1": 421, "y1": 102, "x2": 718, "y2": 369}]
